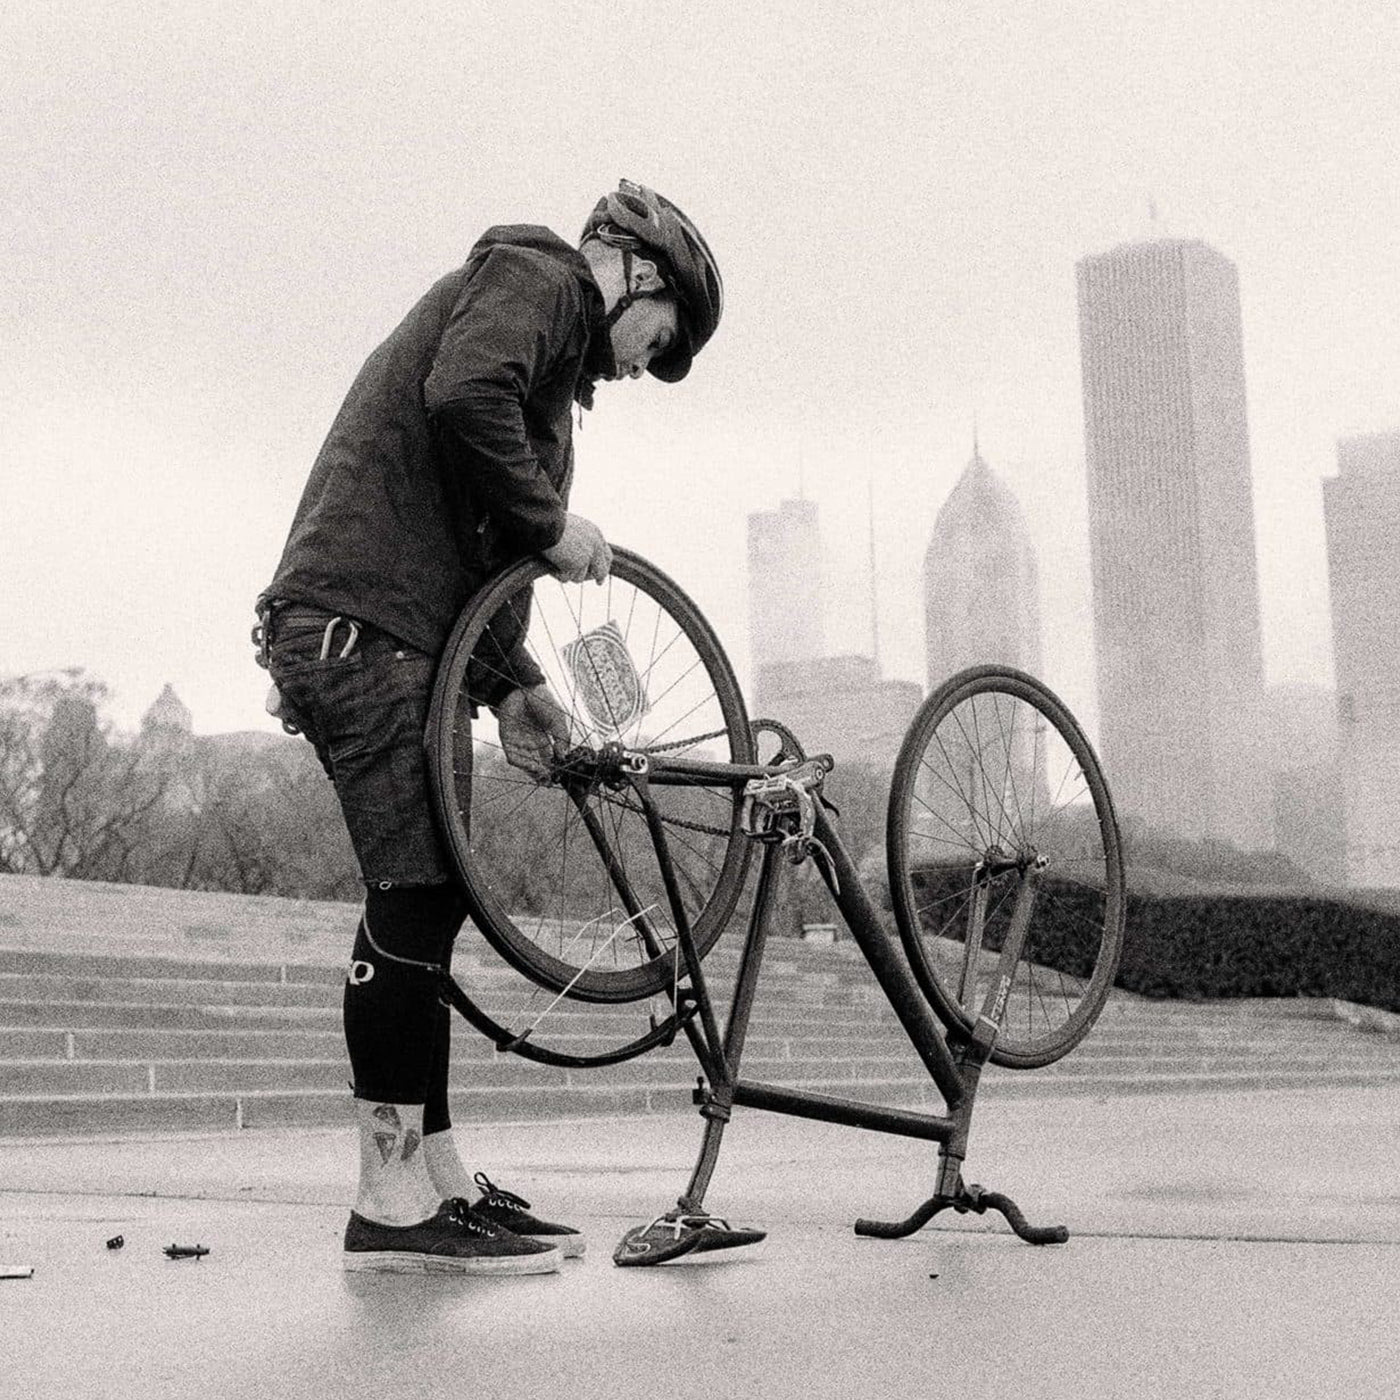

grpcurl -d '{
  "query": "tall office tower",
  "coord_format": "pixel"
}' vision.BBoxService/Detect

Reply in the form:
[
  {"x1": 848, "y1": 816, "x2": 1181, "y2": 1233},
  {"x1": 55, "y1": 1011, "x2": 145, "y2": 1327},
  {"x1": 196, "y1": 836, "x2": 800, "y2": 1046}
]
[
  {"x1": 747, "y1": 497, "x2": 919, "y2": 768},
  {"x1": 1323, "y1": 431, "x2": 1400, "y2": 887},
  {"x1": 1076, "y1": 237, "x2": 1272, "y2": 848},
  {"x1": 923, "y1": 445, "x2": 1043, "y2": 690},
  {"x1": 921, "y1": 448, "x2": 1045, "y2": 827},
  {"x1": 747, "y1": 498, "x2": 824, "y2": 673}
]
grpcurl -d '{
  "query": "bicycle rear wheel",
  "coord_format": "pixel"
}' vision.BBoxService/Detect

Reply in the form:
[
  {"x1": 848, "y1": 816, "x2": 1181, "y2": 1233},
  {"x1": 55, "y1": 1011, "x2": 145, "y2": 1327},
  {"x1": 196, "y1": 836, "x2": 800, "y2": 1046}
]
[
  {"x1": 426, "y1": 548, "x2": 753, "y2": 1003},
  {"x1": 886, "y1": 666, "x2": 1125, "y2": 1068}
]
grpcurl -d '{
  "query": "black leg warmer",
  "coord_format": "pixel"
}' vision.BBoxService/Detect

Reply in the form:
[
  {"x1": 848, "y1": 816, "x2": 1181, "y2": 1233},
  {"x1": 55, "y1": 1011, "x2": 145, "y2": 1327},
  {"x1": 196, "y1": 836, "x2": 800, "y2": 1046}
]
[
  {"x1": 422, "y1": 997, "x2": 454, "y2": 1137},
  {"x1": 343, "y1": 882, "x2": 465, "y2": 1106}
]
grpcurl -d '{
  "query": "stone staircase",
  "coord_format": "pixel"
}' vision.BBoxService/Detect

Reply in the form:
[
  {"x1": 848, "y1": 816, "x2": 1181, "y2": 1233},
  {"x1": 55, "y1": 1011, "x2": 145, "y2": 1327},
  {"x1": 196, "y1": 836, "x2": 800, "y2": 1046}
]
[{"x1": 0, "y1": 875, "x2": 1396, "y2": 1136}]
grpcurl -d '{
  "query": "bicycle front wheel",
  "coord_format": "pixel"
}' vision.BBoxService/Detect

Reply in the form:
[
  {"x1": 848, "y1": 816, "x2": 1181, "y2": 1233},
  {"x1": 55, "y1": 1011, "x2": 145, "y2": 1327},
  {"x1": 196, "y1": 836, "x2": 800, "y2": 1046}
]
[
  {"x1": 426, "y1": 548, "x2": 754, "y2": 1003},
  {"x1": 887, "y1": 666, "x2": 1125, "y2": 1068}
]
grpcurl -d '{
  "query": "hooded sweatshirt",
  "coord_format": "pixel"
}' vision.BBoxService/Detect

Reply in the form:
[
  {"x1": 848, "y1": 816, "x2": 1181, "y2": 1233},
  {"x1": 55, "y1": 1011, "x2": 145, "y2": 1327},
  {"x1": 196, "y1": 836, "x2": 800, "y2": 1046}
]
[{"x1": 261, "y1": 227, "x2": 613, "y2": 677}]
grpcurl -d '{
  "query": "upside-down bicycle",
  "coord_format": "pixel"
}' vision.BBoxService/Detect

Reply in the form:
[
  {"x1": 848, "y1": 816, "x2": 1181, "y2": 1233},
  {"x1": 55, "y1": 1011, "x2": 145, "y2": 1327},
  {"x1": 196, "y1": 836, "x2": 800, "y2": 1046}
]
[{"x1": 422, "y1": 547, "x2": 1126, "y2": 1264}]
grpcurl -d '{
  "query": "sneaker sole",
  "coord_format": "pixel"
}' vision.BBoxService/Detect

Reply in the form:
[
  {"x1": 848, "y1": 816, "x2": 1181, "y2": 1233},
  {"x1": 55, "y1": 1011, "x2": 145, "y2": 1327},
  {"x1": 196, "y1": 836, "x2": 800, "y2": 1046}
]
[{"x1": 343, "y1": 1245, "x2": 562, "y2": 1276}]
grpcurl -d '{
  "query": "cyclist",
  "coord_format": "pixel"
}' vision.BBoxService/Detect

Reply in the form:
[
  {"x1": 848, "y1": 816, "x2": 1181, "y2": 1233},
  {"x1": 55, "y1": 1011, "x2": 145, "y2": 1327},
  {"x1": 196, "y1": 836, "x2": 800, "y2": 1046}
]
[{"x1": 254, "y1": 181, "x2": 723, "y2": 1275}]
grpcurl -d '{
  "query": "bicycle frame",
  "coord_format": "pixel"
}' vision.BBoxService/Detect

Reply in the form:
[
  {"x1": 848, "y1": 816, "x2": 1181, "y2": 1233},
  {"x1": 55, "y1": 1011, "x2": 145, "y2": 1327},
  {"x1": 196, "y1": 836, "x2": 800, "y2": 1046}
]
[{"x1": 567, "y1": 743, "x2": 1067, "y2": 1245}]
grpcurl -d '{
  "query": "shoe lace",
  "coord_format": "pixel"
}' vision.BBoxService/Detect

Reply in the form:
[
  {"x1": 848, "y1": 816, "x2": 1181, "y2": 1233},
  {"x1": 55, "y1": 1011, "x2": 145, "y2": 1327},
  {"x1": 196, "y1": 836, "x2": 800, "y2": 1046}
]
[
  {"x1": 473, "y1": 1171, "x2": 531, "y2": 1213},
  {"x1": 445, "y1": 1197, "x2": 501, "y2": 1237}
]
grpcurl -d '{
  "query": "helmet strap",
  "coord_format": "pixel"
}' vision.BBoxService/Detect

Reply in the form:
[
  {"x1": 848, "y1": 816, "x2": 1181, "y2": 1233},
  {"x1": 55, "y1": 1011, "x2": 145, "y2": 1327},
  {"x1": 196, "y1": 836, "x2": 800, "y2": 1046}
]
[{"x1": 605, "y1": 247, "x2": 640, "y2": 329}]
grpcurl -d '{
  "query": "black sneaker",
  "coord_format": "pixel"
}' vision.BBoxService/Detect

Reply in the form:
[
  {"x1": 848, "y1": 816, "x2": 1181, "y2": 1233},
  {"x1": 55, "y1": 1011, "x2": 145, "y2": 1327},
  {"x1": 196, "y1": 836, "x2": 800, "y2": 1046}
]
[
  {"x1": 343, "y1": 1198, "x2": 562, "y2": 1275},
  {"x1": 472, "y1": 1171, "x2": 587, "y2": 1259},
  {"x1": 613, "y1": 1210, "x2": 766, "y2": 1267}
]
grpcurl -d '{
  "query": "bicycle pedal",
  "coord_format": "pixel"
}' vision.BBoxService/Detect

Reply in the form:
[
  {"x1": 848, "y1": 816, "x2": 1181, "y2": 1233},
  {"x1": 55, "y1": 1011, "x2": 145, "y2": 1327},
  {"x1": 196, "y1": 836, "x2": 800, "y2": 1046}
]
[
  {"x1": 613, "y1": 1212, "x2": 766, "y2": 1267},
  {"x1": 613, "y1": 1221, "x2": 707, "y2": 1267}
]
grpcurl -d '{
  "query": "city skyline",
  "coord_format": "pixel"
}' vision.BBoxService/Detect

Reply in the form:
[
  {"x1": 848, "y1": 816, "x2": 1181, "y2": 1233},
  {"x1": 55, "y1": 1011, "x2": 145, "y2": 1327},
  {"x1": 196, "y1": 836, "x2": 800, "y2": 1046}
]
[
  {"x1": 4, "y1": 4, "x2": 1396, "y2": 744},
  {"x1": 33, "y1": 393, "x2": 1386, "y2": 748}
]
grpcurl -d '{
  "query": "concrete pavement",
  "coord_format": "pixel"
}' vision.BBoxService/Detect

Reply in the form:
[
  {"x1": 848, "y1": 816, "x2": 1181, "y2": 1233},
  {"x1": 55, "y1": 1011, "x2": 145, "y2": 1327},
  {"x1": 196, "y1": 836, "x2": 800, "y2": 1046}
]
[{"x1": 4, "y1": 1081, "x2": 1399, "y2": 1399}]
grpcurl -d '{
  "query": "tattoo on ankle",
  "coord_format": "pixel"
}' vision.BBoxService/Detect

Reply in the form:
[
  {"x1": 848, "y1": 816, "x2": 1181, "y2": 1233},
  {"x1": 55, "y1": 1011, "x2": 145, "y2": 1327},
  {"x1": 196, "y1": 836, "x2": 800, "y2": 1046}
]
[
  {"x1": 371, "y1": 1105, "x2": 402, "y2": 1166},
  {"x1": 402, "y1": 1129, "x2": 421, "y2": 1163}
]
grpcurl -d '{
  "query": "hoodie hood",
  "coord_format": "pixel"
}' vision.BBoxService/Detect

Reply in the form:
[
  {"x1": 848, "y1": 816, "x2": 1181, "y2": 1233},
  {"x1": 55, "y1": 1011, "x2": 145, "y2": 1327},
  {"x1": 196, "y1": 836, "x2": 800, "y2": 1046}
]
[{"x1": 470, "y1": 225, "x2": 616, "y2": 398}]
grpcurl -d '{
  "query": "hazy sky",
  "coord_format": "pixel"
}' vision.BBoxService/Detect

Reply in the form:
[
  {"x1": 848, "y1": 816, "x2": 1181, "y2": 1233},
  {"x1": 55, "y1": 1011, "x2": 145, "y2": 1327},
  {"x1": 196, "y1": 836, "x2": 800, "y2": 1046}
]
[{"x1": 4, "y1": 0, "x2": 1396, "y2": 740}]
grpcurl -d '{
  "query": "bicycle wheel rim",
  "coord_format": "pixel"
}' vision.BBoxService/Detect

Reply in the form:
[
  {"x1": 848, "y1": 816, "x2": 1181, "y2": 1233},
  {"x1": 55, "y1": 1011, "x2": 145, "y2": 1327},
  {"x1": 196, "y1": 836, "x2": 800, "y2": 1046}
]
[
  {"x1": 426, "y1": 549, "x2": 753, "y2": 1003},
  {"x1": 887, "y1": 666, "x2": 1125, "y2": 1067}
]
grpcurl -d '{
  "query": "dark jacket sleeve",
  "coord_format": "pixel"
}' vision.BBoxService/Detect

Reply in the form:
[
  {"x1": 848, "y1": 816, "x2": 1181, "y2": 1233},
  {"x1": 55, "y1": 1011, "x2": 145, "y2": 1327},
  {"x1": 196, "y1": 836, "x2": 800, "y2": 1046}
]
[
  {"x1": 466, "y1": 592, "x2": 546, "y2": 708},
  {"x1": 423, "y1": 248, "x2": 576, "y2": 552}
]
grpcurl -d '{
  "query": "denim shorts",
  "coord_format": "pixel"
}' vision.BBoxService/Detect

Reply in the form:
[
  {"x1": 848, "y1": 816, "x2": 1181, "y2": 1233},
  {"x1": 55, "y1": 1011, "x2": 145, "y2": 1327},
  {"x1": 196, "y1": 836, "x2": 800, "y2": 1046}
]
[{"x1": 263, "y1": 606, "x2": 453, "y2": 886}]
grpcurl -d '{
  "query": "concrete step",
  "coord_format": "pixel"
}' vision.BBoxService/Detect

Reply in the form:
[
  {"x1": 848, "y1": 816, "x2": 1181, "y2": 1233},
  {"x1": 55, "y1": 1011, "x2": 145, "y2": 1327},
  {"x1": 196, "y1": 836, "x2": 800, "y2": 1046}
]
[
  {"x1": 0, "y1": 1075, "x2": 940, "y2": 1137},
  {"x1": 4, "y1": 1055, "x2": 1396, "y2": 1137},
  {"x1": 0, "y1": 999, "x2": 342, "y2": 1031},
  {"x1": 1, "y1": 1005, "x2": 1381, "y2": 1071},
  {"x1": 0, "y1": 976, "x2": 900, "y2": 1015},
  {"x1": 0, "y1": 1050, "x2": 970, "y2": 1096},
  {"x1": 0, "y1": 948, "x2": 345, "y2": 985},
  {"x1": 0, "y1": 972, "x2": 340, "y2": 1008},
  {"x1": 0, "y1": 943, "x2": 816, "y2": 988},
  {"x1": 0, "y1": 994, "x2": 906, "y2": 1034},
  {"x1": 3, "y1": 1010, "x2": 1389, "y2": 1069},
  {"x1": 0, "y1": 1026, "x2": 918, "y2": 1066},
  {"x1": 4, "y1": 1043, "x2": 1394, "y2": 1098}
]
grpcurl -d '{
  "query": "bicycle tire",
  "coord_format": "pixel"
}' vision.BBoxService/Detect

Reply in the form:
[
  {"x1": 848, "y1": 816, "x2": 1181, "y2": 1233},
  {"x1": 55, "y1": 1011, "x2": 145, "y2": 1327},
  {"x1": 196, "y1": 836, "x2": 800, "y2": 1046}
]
[
  {"x1": 426, "y1": 548, "x2": 753, "y2": 1003},
  {"x1": 886, "y1": 665, "x2": 1125, "y2": 1068}
]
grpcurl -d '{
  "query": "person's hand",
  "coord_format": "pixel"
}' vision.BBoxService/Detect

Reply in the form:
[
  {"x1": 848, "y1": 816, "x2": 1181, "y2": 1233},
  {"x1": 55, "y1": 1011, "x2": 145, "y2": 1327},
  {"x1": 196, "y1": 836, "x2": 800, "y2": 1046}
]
[
  {"x1": 542, "y1": 513, "x2": 612, "y2": 584},
  {"x1": 493, "y1": 684, "x2": 572, "y2": 778}
]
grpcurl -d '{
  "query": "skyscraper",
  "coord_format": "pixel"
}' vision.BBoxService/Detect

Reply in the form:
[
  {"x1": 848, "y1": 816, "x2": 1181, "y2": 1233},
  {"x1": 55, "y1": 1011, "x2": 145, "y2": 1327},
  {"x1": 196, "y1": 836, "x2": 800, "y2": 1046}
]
[
  {"x1": 1323, "y1": 431, "x2": 1400, "y2": 887},
  {"x1": 923, "y1": 445, "x2": 1042, "y2": 690},
  {"x1": 746, "y1": 497, "x2": 919, "y2": 769},
  {"x1": 746, "y1": 498, "x2": 824, "y2": 673},
  {"x1": 1076, "y1": 238, "x2": 1272, "y2": 848}
]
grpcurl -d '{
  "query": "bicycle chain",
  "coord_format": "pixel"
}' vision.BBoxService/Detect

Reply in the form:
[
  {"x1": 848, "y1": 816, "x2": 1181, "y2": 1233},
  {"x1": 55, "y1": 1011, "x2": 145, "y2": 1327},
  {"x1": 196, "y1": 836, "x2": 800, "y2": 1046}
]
[
  {"x1": 593, "y1": 788, "x2": 734, "y2": 838},
  {"x1": 579, "y1": 727, "x2": 748, "y2": 838},
  {"x1": 636, "y1": 727, "x2": 731, "y2": 755}
]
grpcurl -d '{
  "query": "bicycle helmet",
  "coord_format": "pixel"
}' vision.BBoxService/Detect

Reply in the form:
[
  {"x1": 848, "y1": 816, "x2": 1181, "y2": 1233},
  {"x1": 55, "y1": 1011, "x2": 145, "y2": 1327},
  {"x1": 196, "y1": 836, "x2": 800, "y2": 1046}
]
[{"x1": 582, "y1": 179, "x2": 723, "y2": 381}]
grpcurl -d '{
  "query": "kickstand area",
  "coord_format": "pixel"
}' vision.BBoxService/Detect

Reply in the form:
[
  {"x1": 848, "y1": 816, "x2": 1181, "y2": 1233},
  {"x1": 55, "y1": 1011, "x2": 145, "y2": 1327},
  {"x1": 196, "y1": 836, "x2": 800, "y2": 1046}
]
[
  {"x1": 853, "y1": 1179, "x2": 1068, "y2": 1245},
  {"x1": 613, "y1": 1208, "x2": 768, "y2": 1267}
]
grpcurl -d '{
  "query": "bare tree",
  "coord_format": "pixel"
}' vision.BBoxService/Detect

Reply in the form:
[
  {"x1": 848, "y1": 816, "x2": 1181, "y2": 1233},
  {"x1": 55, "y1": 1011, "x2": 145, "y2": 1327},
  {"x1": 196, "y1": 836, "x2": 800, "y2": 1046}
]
[
  {"x1": 0, "y1": 670, "x2": 173, "y2": 879},
  {"x1": 0, "y1": 669, "x2": 364, "y2": 898},
  {"x1": 177, "y1": 737, "x2": 361, "y2": 899}
]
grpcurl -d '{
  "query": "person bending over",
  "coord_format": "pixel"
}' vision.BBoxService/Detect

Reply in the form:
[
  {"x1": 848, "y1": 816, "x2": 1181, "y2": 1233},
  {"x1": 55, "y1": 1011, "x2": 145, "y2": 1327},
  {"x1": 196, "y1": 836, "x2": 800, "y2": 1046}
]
[{"x1": 254, "y1": 180, "x2": 723, "y2": 1275}]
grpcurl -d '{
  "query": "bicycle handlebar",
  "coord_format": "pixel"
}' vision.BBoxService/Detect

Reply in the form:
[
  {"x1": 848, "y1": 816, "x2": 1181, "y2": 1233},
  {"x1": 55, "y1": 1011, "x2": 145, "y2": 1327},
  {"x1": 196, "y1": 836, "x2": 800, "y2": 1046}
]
[{"x1": 853, "y1": 1183, "x2": 1069, "y2": 1245}]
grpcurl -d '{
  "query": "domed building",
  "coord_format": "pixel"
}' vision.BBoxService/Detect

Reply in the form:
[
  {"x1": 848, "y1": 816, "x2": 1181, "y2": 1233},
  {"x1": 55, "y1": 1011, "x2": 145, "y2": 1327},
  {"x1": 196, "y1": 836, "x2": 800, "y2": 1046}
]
[
  {"x1": 923, "y1": 446, "x2": 1042, "y2": 689},
  {"x1": 141, "y1": 683, "x2": 193, "y2": 738}
]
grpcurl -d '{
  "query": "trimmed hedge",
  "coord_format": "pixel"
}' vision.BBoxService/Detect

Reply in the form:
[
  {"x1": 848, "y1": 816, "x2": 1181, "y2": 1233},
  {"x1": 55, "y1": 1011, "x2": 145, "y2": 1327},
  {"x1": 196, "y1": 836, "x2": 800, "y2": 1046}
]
[
  {"x1": 910, "y1": 865, "x2": 1400, "y2": 1014},
  {"x1": 1116, "y1": 890, "x2": 1400, "y2": 1013}
]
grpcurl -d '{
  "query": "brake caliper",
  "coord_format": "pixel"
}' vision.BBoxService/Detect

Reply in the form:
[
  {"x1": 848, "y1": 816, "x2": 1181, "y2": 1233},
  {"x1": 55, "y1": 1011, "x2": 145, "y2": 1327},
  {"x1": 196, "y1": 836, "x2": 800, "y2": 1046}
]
[{"x1": 739, "y1": 757, "x2": 839, "y2": 889}]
